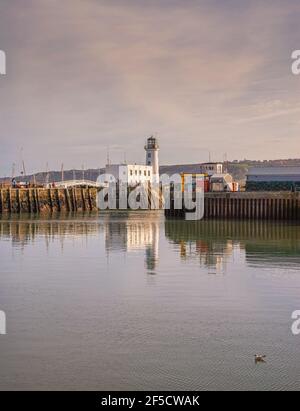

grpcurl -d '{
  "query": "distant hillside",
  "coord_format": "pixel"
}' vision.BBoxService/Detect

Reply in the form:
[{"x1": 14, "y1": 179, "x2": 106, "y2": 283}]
[
  {"x1": 228, "y1": 159, "x2": 300, "y2": 182},
  {"x1": 161, "y1": 159, "x2": 300, "y2": 183},
  {"x1": 0, "y1": 169, "x2": 104, "y2": 184},
  {"x1": 1, "y1": 159, "x2": 300, "y2": 185}
]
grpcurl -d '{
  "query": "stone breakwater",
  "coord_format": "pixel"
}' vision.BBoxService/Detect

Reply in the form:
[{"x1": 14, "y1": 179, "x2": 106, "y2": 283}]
[
  {"x1": 0, "y1": 187, "x2": 98, "y2": 213},
  {"x1": 165, "y1": 191, "x2": 300, "y2": 220},
  {"x1": 2, "y1": 188, "x2": 300, "y2": 221}
]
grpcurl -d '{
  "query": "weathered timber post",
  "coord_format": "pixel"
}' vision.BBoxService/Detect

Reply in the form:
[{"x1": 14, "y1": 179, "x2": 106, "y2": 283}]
[
  {"x1": 27, "y1": 189, "x2": 32, "y2": 213},
  {"x1": 87, "y1": 187, "x2": 92, "y2": 211},
  {"x1": 48, "y1": 189, "x2": 53, "y2": 211},
  {"x1": 8, "y1": 188, "x2": 12, "y2": 212},
  {"x1": 0, "y1": 190, "x2": 3, "y2": 213},
  {"x1": 65, "y1": 188, "x2": 72, "y2": 211},
  {"x1": 35, "y1": 189, "x2": 40, "y2": 212}
]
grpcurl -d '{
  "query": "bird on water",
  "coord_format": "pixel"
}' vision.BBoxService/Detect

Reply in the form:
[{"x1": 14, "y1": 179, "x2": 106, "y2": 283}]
[{"x1": 255, "y1": 355, "x2": 266, "y2": 363}]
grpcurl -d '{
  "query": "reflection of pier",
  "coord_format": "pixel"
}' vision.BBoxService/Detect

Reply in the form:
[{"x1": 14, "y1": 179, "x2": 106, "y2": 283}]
[
  {"x1": 177, "y1": 238, "x2": 233, "y2": 273},
  {"x1": 0, "y1": 212, "x2": 161, "y2": 272},
  {"x1": 2, "y1": 214, "x2": 299, "y2": 274},
  {"x1": 165, "y1": 219, "x2": 300, "y2": 271},
  {"x1": 0, "y1": 212, "x2": 101, "y2": 249},
  {"x1": 105, "y1": 213, "x2": 160, "y2": 272}
]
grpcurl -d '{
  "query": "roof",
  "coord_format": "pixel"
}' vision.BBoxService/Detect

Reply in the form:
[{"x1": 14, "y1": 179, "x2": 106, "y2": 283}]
[
  {"x1": 247, "y1": 167, "x2": 300, "y2": 176},
  {"x1": 180, "y1": 172, "x2": 207, "y2": 176},
  {"x1": 210, "y1": 173, "x2": 233, "y2": 182},
  {"x1": 211, "y1": 173, "x2": 231, "y2": 178},
  {"x1": 106, "y1": 163, "x2": 152, "y2": 168},
  {"x1": 200, "y1": 162, "x2": 222, "y2": 166}
]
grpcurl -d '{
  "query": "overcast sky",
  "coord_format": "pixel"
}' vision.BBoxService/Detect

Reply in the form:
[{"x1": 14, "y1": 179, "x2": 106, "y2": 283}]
[{"x1": 0, "y1": 0, "x2": 299, "y2": 176}]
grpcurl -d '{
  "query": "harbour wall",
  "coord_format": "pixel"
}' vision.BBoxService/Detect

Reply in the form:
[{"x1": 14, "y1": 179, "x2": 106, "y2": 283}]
[
  {"x1": 0, "y1": 185, "x2": 160, "y2": 213},
  {"x1": 165, "y1": 191, "x2": 300, "y2": 220},
  {"x1": 1, "y1": 188, "x2": 300, "y2": 220},
  {"x1": 0, "y1": 188, "x2": 98, "y2": 213}
]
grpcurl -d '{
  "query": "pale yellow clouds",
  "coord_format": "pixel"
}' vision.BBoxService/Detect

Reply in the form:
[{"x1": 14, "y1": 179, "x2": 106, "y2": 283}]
[{"x1": 0, "y1": 0, "x2": 300, "y2": 174}]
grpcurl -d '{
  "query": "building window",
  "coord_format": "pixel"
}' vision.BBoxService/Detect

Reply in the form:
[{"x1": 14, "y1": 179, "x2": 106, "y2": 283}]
[
  {"x1": 139, "y1": 170, "x2": 142, "y2": 175},
  {"x1": 144, "y1": 170, "x2": 146, "y2": 176},
  {"x1": 130, "y1": 170, "x2": 133, "y2": 176},
  {"x1": 148, "y1": 153, "x2": 151, "y2": 158},
  {"x1": 135, "y1": 170, "x2": 137, "y2": 175},
  {"x1": 148, "y1": 171, "x2": 150, "y2": 176}
]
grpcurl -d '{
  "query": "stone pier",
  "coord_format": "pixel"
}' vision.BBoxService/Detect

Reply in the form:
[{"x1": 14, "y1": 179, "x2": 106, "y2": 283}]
[
  {"x1": 0, "y1": 187, "x2": 98, "y2": 213},
  {"x1": 165, "y1": 191, "x2": 300, "y2": 220}
]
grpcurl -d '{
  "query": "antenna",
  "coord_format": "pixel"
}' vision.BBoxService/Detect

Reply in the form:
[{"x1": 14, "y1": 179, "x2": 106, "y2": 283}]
[
  {"x1": 22, "y1": 161, "x2": 26, "y2": 177},
  {"x1": 61, "y1": 163, "x2": 64, "y2": 182},
  {"x1": 20, "y1": 147, "x2": 27, "y2": 178},
  {"x1": 45, "y1": 162, "x2": 49, "y2": 185},
  {"x1": 107, "y1": 146, "x2": 110, "y2": 166},
  {"x1": 12, "y1": 163, "x2": 16, "y2": 179},
  {"x1": 224, "y1": 153, "x2": 228, "y2": 173}
]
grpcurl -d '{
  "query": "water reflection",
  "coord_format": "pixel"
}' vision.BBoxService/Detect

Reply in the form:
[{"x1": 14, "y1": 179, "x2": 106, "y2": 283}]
[
  {"x1": 0, "y1": 214, "x2": 300, "y2": 272},
  {"x1": 0, "y1": 212, "x2": 161, "y2": 274},
  {"x1": 104, "y1": 212, "x2": 160, "y2": 273},
  {"x1": 1, "y1": 214, "x2": 300, "y2": 391},
  {"x1": 165, "y1": 220, "x2": 300, "y2": 272},
  {"x1": 0, "y1": 212, "x2": 102, "y2": 251}
]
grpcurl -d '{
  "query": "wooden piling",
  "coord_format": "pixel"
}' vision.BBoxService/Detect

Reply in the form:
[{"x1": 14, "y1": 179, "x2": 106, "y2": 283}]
[
  {"x1": 165, "y1": 191, "x2": 300, "y2": 221},
  {"x1": 1, "y1": 187, "x2": 300, "y2": 220}
]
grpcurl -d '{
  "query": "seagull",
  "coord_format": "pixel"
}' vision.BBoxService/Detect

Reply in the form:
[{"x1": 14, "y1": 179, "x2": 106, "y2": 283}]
[{"x1": 255, "y1": 355, "x2": 266, "y2": 363}]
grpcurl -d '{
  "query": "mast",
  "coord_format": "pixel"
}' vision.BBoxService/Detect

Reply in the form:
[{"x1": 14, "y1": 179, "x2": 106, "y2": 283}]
[{"x1": 61, "y1": 163, "x2": 64, "y2": 182}]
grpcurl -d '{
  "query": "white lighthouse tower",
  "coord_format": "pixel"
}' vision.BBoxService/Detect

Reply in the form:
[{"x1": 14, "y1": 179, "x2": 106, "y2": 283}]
[{"x1": 145, "y1": 136, "x2": 159, "y2": 183}]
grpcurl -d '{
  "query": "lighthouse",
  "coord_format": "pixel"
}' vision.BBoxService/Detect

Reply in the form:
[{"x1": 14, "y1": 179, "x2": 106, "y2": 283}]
[{"x1": 145, "y1": 136, "x2": 159, "y2": 183}]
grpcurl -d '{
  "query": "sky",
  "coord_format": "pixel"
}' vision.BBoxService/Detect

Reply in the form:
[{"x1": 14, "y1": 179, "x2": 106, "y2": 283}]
[{"x1": 0, "y1": 0, "x2": 300, "y2": 176}]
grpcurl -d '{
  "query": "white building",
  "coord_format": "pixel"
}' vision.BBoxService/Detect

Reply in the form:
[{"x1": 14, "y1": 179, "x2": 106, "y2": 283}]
[
  {"x1": 200, "y1": 162, "x2": 223, "y2": 176},
  {"x1": 104, "y1": 136, "x2": 160, "y2": 187},
  {"x1": 210, "y1": 173, "x2": 234, "y2": 192},
  {"x1": 105, "y1": 164, "x2": 153, "y2": 187}
]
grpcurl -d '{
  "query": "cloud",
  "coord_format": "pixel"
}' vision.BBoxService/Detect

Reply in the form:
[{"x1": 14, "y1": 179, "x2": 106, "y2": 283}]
[
  {"x1": 235, "y1": 100, "x2": 300, "y2": 123},
  {"x1": 0, "y1": 0, "x2": 300, "y2": 174}
]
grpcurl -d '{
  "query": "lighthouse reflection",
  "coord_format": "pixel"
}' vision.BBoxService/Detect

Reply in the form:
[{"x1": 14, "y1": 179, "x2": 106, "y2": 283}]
[
  {"x1": 0, "y1": 213, "x2": 300, "y2": 274},
  {"x1": 104, "y1": 212, "x2": 160, "y2": 274}
]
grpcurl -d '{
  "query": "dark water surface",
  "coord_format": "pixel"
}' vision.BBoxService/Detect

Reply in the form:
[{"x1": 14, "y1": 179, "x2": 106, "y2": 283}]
[{"x1": 0, "y1": 211, "x2": 300, "y2": 391}]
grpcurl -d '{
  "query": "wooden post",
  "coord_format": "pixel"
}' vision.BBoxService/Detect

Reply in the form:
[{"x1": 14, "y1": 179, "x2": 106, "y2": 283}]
[
  {"x1": 8, "y1": 188, "x2": 12, "y2": 213},
  {"x1": 72, "y1": 188, "x2": 77, "y2": 211},
  {"x1": 27, "y1": 189, "x2": 32, "y2": 213},
  {"x1": 224, "y1": 197, "x2": 228, "y2": 219},
  {"x1": 35, "y1": 189, "x2": 40, "y2": 212},
  {"x1": 48, "y1": 189, "x2": 53, "y2": 212},
  {"x1": 87, "y1": 187, "x2": 92, "y2": 211},
  {"x1": 56, "y1": 189, "x2": 61, "y2": 212},
  {"x1": 0, "y1": 190, "x2": 3, "y2": 213},
  {"x1": 65, "y1": 188, "x2": 72, "y2": 212},
  {"x1": 33, "y1": 189, "x2": 38, "y2": 212},
  {"x1": 81, "y1": 188, "x2": 86, "y2": 211}
]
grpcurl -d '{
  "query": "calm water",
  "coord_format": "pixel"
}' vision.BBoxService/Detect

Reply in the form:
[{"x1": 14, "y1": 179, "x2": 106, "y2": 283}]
[{"x1": 0, "y1": 211, "x2": 300, "y2": 391}]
